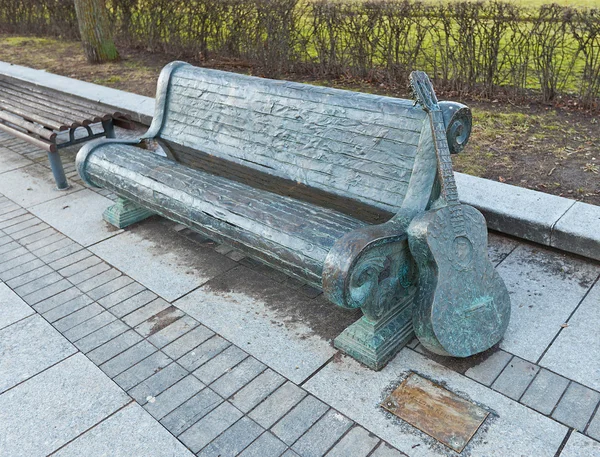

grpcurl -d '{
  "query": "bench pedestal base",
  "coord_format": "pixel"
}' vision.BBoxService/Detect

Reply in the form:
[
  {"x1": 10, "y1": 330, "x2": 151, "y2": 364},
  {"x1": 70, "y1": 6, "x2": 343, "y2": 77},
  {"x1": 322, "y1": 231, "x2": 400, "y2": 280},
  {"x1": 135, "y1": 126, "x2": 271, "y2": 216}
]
[
  {"x1": 334, "y1": 297, "x2": 414, "y2": 371},
  {"x1": 103, "y1": 197, "x2": 154, "y2": 229}
]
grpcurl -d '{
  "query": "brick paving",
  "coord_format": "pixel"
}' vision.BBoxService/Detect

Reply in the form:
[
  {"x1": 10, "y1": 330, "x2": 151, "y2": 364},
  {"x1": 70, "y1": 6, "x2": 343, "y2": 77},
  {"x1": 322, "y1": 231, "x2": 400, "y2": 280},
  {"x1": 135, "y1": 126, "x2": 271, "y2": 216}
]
[{"x1": 1, "y1": 129, "x2": 599, "y2": 456}]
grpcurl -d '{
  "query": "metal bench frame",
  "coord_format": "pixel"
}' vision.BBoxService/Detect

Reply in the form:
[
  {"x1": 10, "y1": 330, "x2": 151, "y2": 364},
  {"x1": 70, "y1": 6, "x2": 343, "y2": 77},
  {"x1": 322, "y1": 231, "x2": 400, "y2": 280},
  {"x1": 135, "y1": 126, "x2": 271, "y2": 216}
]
[{"x1": 77, "y1": 62, "x2": 472, "y2": 370}]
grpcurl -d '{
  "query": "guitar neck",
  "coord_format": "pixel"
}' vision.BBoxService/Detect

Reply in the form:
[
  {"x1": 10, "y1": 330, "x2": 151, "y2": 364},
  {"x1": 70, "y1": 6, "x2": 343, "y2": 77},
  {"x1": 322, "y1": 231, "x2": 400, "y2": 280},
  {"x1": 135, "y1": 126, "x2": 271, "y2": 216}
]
[{"x1": 429, "y1": 110, "x2": 466, "y2": 236}]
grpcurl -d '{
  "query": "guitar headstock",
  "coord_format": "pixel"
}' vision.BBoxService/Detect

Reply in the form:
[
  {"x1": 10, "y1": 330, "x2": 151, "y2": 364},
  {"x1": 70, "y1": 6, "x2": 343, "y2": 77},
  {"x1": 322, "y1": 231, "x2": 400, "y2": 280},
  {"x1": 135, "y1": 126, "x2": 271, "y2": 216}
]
[{"x1": 410, "y1": 71, "x2": 439, "y2": 113}]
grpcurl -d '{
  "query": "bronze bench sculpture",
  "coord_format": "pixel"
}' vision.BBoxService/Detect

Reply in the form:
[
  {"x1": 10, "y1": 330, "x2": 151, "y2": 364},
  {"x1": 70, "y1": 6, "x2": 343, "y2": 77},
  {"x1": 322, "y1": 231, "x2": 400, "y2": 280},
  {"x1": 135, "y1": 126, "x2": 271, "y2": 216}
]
[
  {"x1": 0, "y1": 76, "x2": 131, "y2": 189},
  {"x1": 77, "y1": 61, "x2": 508, "y2": 369}
]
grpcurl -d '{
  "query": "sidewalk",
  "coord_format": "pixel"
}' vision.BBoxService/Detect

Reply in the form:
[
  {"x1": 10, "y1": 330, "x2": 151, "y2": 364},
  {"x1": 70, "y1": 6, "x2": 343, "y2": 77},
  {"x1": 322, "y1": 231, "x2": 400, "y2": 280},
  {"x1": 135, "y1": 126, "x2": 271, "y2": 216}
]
[{"x1": 0, "y1": 129, "x2": 599, "y2": 457}]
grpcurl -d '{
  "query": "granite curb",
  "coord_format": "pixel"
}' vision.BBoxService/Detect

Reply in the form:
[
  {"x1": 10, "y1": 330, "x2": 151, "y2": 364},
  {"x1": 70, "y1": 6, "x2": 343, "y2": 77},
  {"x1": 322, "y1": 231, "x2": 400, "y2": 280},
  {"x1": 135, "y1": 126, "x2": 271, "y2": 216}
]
[{"x1": 1, "y1": 61, "x2": 597, "y2": 262}]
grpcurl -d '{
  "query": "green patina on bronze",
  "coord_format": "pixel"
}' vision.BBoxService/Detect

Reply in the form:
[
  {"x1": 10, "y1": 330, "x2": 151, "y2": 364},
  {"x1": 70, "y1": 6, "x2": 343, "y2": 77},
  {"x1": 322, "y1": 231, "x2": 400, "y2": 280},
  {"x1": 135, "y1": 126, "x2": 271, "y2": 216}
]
[{"x1": 407, "y1": 71, "x2": 510, "y2": 357}]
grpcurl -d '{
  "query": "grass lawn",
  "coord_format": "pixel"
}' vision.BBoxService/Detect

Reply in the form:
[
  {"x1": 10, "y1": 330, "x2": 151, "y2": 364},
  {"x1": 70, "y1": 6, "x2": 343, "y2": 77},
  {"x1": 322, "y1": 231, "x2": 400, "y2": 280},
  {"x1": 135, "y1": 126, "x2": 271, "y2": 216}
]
[{"x1": 0, "y1": 34, "x2": 598, "y2": 206}]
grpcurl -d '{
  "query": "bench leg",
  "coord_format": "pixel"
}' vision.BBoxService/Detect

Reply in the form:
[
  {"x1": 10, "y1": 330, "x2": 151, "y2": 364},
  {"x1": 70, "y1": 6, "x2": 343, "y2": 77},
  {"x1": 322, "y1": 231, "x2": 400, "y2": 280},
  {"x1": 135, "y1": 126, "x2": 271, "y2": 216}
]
[
  {"x1": 47, "y1": 150, "x2": 69, "y2": 190},
  {"x1": 102, "y1": 119, "x2": 116, "y2": 139},
  {"x1": 103, "y1": 197, "x2": 154, "y2": 229}
]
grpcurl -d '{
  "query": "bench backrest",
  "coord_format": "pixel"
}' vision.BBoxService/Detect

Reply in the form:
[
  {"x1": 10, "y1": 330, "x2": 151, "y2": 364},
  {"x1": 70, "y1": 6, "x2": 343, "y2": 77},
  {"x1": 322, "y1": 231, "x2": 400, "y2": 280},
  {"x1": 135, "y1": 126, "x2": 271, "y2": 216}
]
[{"x1": 148, "y1": 62, "x2": 466, "y2": 214}]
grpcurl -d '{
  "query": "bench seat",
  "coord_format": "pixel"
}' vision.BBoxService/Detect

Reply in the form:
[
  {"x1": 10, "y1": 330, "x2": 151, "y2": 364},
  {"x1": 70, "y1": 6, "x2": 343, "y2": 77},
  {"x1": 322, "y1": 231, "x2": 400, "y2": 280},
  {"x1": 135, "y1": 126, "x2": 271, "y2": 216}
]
[{"x1": 83, "y1": 142, "x2": 366, "y2": 285}]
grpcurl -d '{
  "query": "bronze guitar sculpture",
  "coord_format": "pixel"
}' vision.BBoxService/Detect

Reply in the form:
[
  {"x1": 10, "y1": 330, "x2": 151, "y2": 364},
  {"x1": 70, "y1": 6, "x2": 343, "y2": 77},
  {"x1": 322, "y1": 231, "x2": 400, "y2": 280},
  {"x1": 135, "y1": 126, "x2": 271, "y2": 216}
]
[{"x1": 407, "y1": 71, "x2": 511, "y2": 357}]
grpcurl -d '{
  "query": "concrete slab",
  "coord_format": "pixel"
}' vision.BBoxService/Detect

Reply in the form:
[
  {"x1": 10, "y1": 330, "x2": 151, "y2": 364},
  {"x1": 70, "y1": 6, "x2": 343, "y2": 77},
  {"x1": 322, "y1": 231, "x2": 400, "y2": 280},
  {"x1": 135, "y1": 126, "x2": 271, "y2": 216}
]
[
  {"x1": 90, "y1": 219, "x2": 236, "y2": 302},
  {"x1": 560, "y1": 432, "x2": 600, "y2": 457},
  {"x1": 0, "y1": 164, "x2": 82, "y2": 208},
  {"x1": 0, "y1": 282, "x2": 34, "y2": 330},
  {"x1": 496, "y1": 244, "x2": 599, "y2": 363},
  {"x1": 552, "y1": 201, "x2": 600, "y2": 261},
  {"x1": 29, "y1": 189, "x2": 122, "y2": 247},
  {"x1": 175, "y1": 267, "x2": 347, "y2": 384},
  {"x1": 0, "y1": 147, "x2": 33, "y2": 173},
  {"x1": 52, "y1": 402, "x2": 194, "y2": 457},
  {"x1": 541, "y1": 281, "x2": 600, "y2": 391},
  {"x1": 304, "y1": 349, "x2": 567, "y2": 457},
  {"x1": 0, "y1": 353, "x2": 130, "y2": 457},
  {"x1": 0, "y1": 314, "x2": 76, "y2": 393},
  {"x1": 456, "y1": 172, "x2": 575, "y2": 246}
]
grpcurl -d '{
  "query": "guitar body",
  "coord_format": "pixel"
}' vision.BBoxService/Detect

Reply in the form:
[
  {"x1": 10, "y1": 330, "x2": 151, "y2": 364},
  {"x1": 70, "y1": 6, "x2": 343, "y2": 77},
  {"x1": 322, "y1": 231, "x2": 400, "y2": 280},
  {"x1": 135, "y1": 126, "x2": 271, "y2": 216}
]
[{"x1": 408, "y1": 204, "x2": 511, "y2": 357}]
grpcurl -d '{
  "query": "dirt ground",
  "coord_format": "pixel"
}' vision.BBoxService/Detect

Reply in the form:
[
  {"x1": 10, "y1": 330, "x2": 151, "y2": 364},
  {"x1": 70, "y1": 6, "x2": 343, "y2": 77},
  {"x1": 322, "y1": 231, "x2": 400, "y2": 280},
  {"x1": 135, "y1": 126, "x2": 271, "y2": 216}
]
[{"x1": 1, "y1": 35, "x2": 598, "y2": 206}]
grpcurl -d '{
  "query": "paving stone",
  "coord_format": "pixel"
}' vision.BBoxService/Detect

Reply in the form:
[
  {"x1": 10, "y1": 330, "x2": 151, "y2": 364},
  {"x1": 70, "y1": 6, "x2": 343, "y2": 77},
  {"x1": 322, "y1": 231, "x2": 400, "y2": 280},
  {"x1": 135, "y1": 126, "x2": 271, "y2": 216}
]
[
  {"x1": 48, "y1": 249, "x2": 91, "y2": 272},
  {"x1": 230, "y1": 369, "x2": 286, "y2": 413},
  {"x1": 304, "y1": 349, "x2": 567, "y2": 456},
  {"x1": 86, "y1": 275, "x2": 134, "y2": 301},
  {"x1": 113, "y1": 351, "x2": 173, "y2": 391},
  {"x1": 100, "y1": 340, "x2": 157, "y2": 378},
  {"x1": 68, "y1": 262, "x2": 111, "y2": 285},
  {"x1": 110, "y1": 289, "x2": 157, "y2": 317},
  {"x1": 147, "y1": 315, "x2": 199, "y2": 348},
  {"x1": 0, "y1": 252, "x2": 36, "y2": 276},
  {"x1": 28, "y1": 189, "x2": 121, "y2": 246},
  {"x1": 0, "y1": 282, "x2": 34, "y2": 330},
  {"x1": 210, "y1": 357, "x2": 266, "y2": 398},
  {"x1": 496, "y1": 244, "x2": 599, "y2": 362},
  {"x1": 129, "y1": 362, "x2": 189, "y2": 404},
  {"x1": 370, "y1": 443, "x2": 407, "y2": 457},
  {"x1": 43, "y1": 294, "x2": 94, "y2": 323},
  {"x1": 0, "y1": 208, "x2": 27, "y2": 225},
  {"x1": 122, "y1": 297, "x2": 171, "y2": 327},
  {"x1": 552, "y1": 201, "x2": 600, "y2": 261},
  {"x1": 24, "y1": 233, "x2": 67, "y2": 253},
  {"x1": 88, "y1": 330, "x2": 143, "y2": 365},
  {"x1": 178, "y1": 335, "x2": 231, "y2": 371},
  {"x1": 14, "y1": 271, "x2": 62, "y2": 296},
  {"x1": 0, "y1": 148, "x2": 32, "y2": 173},
  {"x1": 249, "y1": 382, "x2": 308, "y2": 428},
  {"x1": 0, "y1": 314, "x2": 76, "y2": 393},
  {"x1": 238, "y1": 432, "x2": 289, "y2": 457},
  {"x1": 144, "y1": 375, "x2": 206, "y2": 420},
  {"x1": 53, "y1": 303, "x2": 103, "y2": 332},
  {"x1": 37, "y1": 240, "x2": 81, "y2": 263},
  {"x1": 491, "y1": 356, "x2": 539, "y2": 400},
  {"x1": 542, "y1": 282, "x2": 600, "y2": 391},
  {"x1": 5, "y1": 264, "x2": 53, "y2": 289},
  {"x1": 134, "y1": 305, "x2": 185, "y2": 338},
  {"x1": 0, "y1": 353, "x2": 129, "y2": 457},
  {"x1": 199, "y1": 416, "x2": 264, "y2": 457},
  {"x1": 98, "y1": 281, "x2": 146, "y2": 309},
  {"x1": 292, "y1": 409, "x2": 353, "y2": 457},
  {"x1": 75, "y1": 319, "x2": 129, "y2": 353},
  {"x1": 0, "y1": 241, "x2": 20, "y2": 257},
  {"x1": 51, "y1": 402, "x2": 194, "y2": 457},
  {"x1": 560, "y1": 432, "x2": 600, "y2": 457},
  {"x1": 465, "y1": 350, "x2": 513, "y2": 386},
  {"x1": 90, "y1": 222, "x2": 236, "y2": 301},
  {"x1": 32, "y1": 287, "x2": 83, "y2": 314},
  {"x1": 192, "y1": 344, "x2": 247, "y2": 384},
  {"x1": 22, "y1": 278, "x2": 71, "y2": 305},
  {"x1": 226, "y1": 250, "x2": 247, "y2": 262},
  {"x1": 179, "y1": 402, "x2": 244, "y2": 453},
  {"x1": 325, "y1": 426, "x2": 379, "y2": 457},
  {"x1": 0, "y1": 258, "x2": 44, "y2": 282},
  {"x1": 271, "y1": 395, "x2": 330, "y2": 445},
  {"x1": 18, "y1": 227, "x2": 56, "y2": 246},
  {"x1": 552, "y1": 383, "x2": 600, "y2": 431},
  {"x1": 161, "y1": 388, "x2": 224, "y2": 436},
  {"x1": 2, "y1": 217, "x2": 42, "y2": 235},
  {"x1": 174, "y1": 268, "x2": 340, "y2": 384},
  {"x1": 521, "y1": 369, "x2": 570, "y2": 415},
  {"x1": 587, "y1": 410, "x2": 600, "y2": 441},
  {"x1": 63, "y1": 311, "x2": 117, "y2": 342},
  {"x1": 163, "y1": 324, "x2": 216, "y2": 360},
  {"x1": 57, "y1": 255, "x2": 102, "y2": 278},
  {"x1": 78, "y1": 268, "x2": 122, "y2": 293}
]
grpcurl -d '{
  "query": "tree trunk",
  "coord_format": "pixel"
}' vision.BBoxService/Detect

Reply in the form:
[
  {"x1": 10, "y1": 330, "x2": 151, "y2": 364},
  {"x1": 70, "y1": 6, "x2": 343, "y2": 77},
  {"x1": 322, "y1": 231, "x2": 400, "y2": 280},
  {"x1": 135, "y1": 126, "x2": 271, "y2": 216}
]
[{"x1": 73, "y1": 0, "x2": 119, "y2": 63}]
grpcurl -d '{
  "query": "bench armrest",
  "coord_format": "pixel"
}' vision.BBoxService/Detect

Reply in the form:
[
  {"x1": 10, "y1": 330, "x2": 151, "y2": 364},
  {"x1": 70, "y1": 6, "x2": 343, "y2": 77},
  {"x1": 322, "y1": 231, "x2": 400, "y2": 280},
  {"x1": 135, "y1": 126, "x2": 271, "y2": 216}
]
[
  {"x1": 76, "y1": 138, "x2": 141, "y2": 187},
  {"x1": 322, "y1": 215, "x2": 415, "y2": 322}
]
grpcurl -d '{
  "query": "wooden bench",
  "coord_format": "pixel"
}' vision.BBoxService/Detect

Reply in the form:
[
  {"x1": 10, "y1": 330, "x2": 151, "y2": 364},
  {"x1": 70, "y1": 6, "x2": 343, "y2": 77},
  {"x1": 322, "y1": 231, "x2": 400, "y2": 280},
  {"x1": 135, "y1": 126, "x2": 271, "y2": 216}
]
[
  {"x1": 0, "y1": 76, "x2": 131, "y2": 189},
  {"x1": 76, "y1": 62, "x2": 472, "y2": 369}
]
